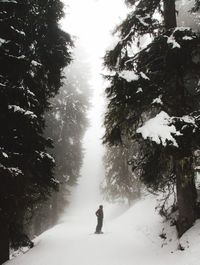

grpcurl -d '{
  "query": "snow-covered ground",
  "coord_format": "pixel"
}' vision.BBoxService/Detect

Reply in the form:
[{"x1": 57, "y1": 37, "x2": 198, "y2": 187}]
[{"x1": 5, "y1": 195, "x2": 200, "y2": 265}]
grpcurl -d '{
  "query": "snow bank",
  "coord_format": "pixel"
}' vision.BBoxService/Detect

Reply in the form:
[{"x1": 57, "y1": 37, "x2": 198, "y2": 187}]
[{"x1": 5, "y1": 195, "x2": 200, "y2": 265}]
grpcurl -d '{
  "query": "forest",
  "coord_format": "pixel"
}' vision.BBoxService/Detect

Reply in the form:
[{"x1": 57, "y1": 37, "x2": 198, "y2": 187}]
[
  {"x1": 0, "y1": 0, "x2": 200, "y2": 265},
  {"x1": 0, "y1": 1, "x2": 90, "y2": 263}
]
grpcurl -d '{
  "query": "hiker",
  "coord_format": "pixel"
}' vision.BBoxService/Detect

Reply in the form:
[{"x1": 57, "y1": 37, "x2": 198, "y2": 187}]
[{"x1": 95, "y1": 205, "x2": 104, "y2": 234}]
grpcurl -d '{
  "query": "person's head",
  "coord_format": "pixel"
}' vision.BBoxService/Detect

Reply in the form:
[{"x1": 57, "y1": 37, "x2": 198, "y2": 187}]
[{"x1": 99, "y1": 205, "x2": 103, "y2": 209}]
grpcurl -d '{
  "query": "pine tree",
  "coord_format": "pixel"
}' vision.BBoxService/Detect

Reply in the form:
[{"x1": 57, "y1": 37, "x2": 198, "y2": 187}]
[
  {"x1": 27, "y1": 49, "x2": 90, "y2": 237},
  {"x1": 102, "y1": 144, "x2": 141, "y2": 204},
  {"x1": 104, "y1": 0, "x2": 200, "y2": 236},
  {"x1": 0, "y1": 0, "x2": 72, "y2": 262}
]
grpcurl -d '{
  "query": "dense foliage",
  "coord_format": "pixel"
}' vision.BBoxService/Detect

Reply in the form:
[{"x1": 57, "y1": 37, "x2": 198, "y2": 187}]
[
  {"x1": 28, "y1": 55, "x2": 90, "y2": 236},
  {"x1": 0, "y1": 0, "x2": 72, "y2": 262},
  {"x1": 103, "y1": 0, "x2": 200, "y2": 236}
]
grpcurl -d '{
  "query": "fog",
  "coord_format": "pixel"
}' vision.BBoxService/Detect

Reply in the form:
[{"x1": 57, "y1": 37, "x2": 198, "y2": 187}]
[
  {"x1": 60, "y1": 0, "x2": 127, "y2": 221},
  {"x1": 177, "y1": 0, "x2": 199, "y2": 29},
  {"x1": 60, "y1": 0, "x2": 199, "y2": 222}
]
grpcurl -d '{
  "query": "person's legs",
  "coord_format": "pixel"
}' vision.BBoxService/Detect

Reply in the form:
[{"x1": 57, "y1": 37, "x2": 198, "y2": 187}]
[
  {"x1": 95, "y1": 218, "x2": 103, "y2": 233},
  {"x1": 95, "y1": 222, "x2": 99, "y2": 233},
  {"x1": 98, "y1": 218, "x2": 103, "y2": 232}
]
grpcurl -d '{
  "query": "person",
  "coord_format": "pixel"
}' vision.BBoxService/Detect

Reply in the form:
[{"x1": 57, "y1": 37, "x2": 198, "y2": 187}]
[{"x1": 95, "y1": 205, "x2": 104, "y2": 234}]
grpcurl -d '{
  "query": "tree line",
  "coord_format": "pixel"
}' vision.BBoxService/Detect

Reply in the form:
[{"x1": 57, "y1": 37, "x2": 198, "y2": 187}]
[
  {"x1": 27, "y1": 48, "x2": 90, "y2": 238},
  {"x1": 0, "y1": 1, "x2": 89, "y2": 264}
]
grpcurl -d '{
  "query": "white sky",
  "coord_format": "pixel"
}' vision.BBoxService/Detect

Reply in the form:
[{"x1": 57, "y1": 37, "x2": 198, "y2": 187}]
[
  {"x1": 61, "y1": 0, "x2": 128, "y2": 122},
  {"x1": 60, "y1": 0, "x2": 128, "y2": 215},
  {"x1": 61, "y1": 0, "x2": 127, "y2": 58}
]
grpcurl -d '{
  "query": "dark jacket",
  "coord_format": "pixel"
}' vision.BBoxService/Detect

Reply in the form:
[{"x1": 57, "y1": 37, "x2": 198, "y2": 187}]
[{"x1": 96, "y1": 208, "x2": 103, "y2": 219}]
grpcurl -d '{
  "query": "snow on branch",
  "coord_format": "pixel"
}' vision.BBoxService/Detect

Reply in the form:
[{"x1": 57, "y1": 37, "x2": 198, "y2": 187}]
[
  {"x1": 8, "y1": 105, "x2": 37, "y2": 119},
  {"x1": 136, "y1": 111, "x2": 181, "y2": 147},
  {"x1": 166, "y1": 34, "x2": 181, "y2": 49},
  {"x1": 0, "y1": 0, "x2": 17, "y2": 3},
  {"x1": 140, "y1": 72, "x2": 150, "y2": 80},
  {"x1": 152, "y1": 95, "x2": 163, "y2": 105},
  {"x1": 31, "y1": 60, "x2": 42, "y2": 67},
  {"x1": 2, "y1": 151, "x2": 8, "y2": 158},
  {"x1": 0, "y1": 163, "x2": 23, "y2": 176},
  {"x1": 8, "y1": 167, "x2": 23, "y2": 176},
  {"x1": 36, "y1": 151, "x2": 55, "y2": 164},
  {"x1": 0, "y1": 37, "x2": 9, "y2": 47},
  {"x1": 119, "y1": 70, "x2": 139, "y2": 82},
  {"x1": 135, "y1": 14, "x2": 151, "y2": 27},
  {"x1": 165, "y1": 27, "x2": 195, "y2": 49},
  {"x1": 136, "y1": 87, "x2": 143, "y2": 93},
  {"x1": 10, "y1": 26, "x2": 25, "y2": 36}
]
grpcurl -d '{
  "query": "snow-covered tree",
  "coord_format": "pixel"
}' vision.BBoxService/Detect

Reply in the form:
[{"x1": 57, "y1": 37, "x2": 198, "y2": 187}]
[
  {"x1": 27, "y1": 49, "x2": 90, "y2": 236},
  {"x1": 104, "y1": 0, "x2": 200, "y2": 236},
  {"x1": 0, "y1": 0, "x2": 72, "y2": 263}
]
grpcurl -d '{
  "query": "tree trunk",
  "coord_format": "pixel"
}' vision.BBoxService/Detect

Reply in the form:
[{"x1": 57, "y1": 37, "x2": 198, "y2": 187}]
[
  {"x1": 163, "y1": 0, "x2": 177, "y2": 30},
  {"x1": 163, "y1": 1, "x2": 196, "y2": 237},
  {"x1": 0, "y1": 219, "x2": 9, "y2": 264},
  {"x1": 175, "y1": 157, "x2": 197, "y2": 237}
]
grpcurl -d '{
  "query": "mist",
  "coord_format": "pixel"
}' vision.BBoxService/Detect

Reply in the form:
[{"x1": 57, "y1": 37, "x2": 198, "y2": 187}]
[
  {"x1": 177, "y1": 0, "x2": 199, "y2": 29},
  {"x1": 60, "y1": 0, "x2": 128, "y2": 221}
]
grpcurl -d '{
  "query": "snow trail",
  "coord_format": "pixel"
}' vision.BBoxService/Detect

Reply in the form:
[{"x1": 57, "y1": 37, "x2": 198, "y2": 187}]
[{"x1": 6, "y1": 196, "x2": 200, "y2": 265}]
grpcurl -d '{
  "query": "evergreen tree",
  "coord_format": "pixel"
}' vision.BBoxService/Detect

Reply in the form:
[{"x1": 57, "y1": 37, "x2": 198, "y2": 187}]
[
  {"x1": 104, "y1": 0, "x2": 200, "y2": 236},
  {"x1": 0, "y1": 0, "x2": 72, "y2": 262},
  {"x1": 27, "y1": 49, "x2": 90, "y2": 237},
  {"x1": 102, "y1": 144, "x2": 141, "y2": 204}
]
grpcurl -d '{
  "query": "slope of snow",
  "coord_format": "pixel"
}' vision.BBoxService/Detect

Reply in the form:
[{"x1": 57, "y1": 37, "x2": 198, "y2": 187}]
[{"x1": 5, "y1": 195, "x2": 200, "y2": 265}]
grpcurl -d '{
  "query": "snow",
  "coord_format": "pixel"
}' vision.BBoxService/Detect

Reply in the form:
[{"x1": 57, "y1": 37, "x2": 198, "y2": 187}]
[
  {"x1": 5, "y1": 195, "x2": 200, "y2": 265},
  {"x1": 140, "y1": 72, "x2": 150, "y2": 80},
  {"x1": 0, "y1": 37, "x2": 9, "y2": 47},
  {"x1": 181, "y1": 115, "x2": 196, "y2": 125},
  {"x1": 166, "y1": 34, "x2": 181, "y2": 49},
  {"x1": 69, "y1": 137, "x2": 74, "y2": 145},
  {"x1": 136, "y1": 15, "x2": 151, "y2": 27},
  {"x1": 182, "y1": 36, "x2": 193, "y2": 40},
  {"x1": 10, "y1": 26, "x2": 25, "y2": 36},
  {"x1": 137, "y1": 111, "x2": 181, "y2": 147},
  {"x1": 136, "y1": 87, "x2": 143, "y2": 93},
  {"x1": 152, "y1": 96, "x2": 163, "y2": 105},
  {"x1": 31, "y1": 60, "x2": 42, "y2": 67},
  {"x1": 166, "y1": 27, "x2": 194, "y2": 49},
  {"x1": 174, "y1": 27, "x2": 191, "y2": 32},
  {"x1": 8, "y1": 54, "x2": 26, "y2": 60},
  {"x1": 2, "y1": 152, "x2": 8, "y2": 158},
  {"x1": 54, "y1": 112, "x2": 60, "y2": 121},
  {"x1": 29, "y1": 70, "x2": 35, "y2": 77},
  {"x1": 0, "y1": 0, "x2": 17, "y2": 2},
  {"x1": 8, "y1": 167, "x2": 23, "y2": 176},
  {"x1": 106, "y1": 35, "x2": 121, "y2": 51},
  {"x1": 36, "y1": 151, "x2": 55, "y2": 164},
  {"x1": 8, "y1": 105, "x2": 37, "y2": 119},
  {"x1": 119, "y1": 70, "x2": 139, "y2": 82}
]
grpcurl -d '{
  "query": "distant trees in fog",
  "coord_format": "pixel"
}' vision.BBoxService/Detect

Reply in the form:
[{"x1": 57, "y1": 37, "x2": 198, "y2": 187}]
[
  {"x1": 27, "y1": 49, "x2": 91, "y2": 237},
  {"x1": 102, "y1": 144, "x2": 141, "y2": 204}
]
